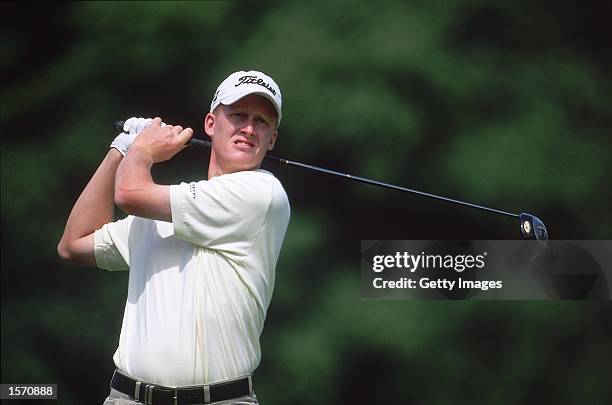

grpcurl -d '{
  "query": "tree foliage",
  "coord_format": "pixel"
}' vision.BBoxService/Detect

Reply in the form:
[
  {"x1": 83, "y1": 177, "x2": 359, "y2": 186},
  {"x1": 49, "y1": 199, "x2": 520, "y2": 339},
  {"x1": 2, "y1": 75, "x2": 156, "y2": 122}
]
[{"x1": 2, "y1": 1, "x2": 611, "y2": 403}]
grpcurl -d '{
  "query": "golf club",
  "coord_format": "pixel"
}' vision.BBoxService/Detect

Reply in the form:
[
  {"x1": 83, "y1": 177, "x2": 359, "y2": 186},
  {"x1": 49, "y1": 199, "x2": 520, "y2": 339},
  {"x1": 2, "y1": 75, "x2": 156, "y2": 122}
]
[{"x1": 113, "y1": 120, "x2": 549, "y2": 245}]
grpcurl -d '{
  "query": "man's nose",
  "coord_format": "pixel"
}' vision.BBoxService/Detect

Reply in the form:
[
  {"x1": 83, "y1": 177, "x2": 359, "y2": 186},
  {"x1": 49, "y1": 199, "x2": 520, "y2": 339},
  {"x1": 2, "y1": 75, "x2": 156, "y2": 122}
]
[{"x1": 240, "y1": 120, "x2": 256, "y2": 136}]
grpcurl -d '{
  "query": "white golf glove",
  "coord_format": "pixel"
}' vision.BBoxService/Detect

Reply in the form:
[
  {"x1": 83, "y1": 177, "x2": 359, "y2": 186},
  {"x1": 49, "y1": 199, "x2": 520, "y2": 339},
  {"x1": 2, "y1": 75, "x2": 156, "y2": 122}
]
[{"x1": 110, "y1": 117, "x2": 160, "y2": 156}]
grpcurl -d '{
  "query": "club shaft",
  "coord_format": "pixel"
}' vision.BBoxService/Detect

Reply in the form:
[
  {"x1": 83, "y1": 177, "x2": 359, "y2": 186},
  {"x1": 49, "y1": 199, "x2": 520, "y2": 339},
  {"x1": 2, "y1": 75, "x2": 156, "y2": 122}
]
[
  {"x1": 114, "y1": 120, "x2": 520, "y2": 219},
  {"x1": 275, "y1": 158, "x2": 519, "y2": 219}
]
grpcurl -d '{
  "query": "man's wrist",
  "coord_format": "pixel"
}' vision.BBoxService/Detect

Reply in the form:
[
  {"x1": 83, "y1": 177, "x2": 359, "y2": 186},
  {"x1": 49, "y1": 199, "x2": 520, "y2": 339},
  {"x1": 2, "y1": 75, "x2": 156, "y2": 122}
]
[
  {"x1": 108, "y1": 148, "x2": 125, "y2": 159},
  {"x1": 126, "y1": 144, "x2": 155, "y2": 167}
]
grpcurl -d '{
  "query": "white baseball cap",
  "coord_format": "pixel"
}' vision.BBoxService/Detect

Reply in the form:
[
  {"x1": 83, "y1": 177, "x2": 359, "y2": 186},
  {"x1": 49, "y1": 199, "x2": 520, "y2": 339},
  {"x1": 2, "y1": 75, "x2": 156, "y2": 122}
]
[{"x1": 210, "y1": 70, "x2": 283, "y2": 126}]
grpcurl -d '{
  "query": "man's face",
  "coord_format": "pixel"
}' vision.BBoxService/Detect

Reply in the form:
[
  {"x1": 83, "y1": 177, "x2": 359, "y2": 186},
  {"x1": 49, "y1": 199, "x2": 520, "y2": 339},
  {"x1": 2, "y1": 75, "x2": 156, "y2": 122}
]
[{"x1": 205, "y1": 94, "x2": 278, "y2": 176}]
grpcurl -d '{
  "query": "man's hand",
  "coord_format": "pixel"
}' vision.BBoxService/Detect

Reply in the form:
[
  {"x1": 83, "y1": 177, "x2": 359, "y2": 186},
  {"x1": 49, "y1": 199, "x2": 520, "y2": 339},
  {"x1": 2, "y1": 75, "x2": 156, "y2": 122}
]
[
  {"x1": 110, "y1": 117, "x2": 158, "y2": 156},
  {"x1": 129, "y1": 117, "x2": 194, "y2": 163}
]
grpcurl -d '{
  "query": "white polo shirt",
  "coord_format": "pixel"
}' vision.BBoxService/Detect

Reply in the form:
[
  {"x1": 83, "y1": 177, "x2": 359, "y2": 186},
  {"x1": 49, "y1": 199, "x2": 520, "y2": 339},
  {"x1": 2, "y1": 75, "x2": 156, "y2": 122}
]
[{"x1": 93, "y1": 169, "x2": 290, "y2": 387}]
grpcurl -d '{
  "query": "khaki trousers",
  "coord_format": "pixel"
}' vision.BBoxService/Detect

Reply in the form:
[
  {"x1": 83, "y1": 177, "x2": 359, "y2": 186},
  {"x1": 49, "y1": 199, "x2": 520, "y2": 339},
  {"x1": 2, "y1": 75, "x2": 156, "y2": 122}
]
[{"x1": 103, "y1": 387, "x2": 259, "y2": 405}]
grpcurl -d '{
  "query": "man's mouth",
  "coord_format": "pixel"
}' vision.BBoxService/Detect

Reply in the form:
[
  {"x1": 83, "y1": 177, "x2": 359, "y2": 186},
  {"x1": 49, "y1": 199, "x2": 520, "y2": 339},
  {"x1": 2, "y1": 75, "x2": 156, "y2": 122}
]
[{"x1": 233, "y1": 138, "x2": 255, "y2": 148}]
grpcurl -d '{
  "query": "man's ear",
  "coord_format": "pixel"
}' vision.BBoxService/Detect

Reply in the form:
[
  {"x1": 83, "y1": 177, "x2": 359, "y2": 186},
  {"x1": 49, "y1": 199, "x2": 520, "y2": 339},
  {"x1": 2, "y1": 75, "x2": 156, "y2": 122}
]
[
  {"x1": 267, "y1": 131, "x2": 278, "y2": 151},
  {"x1": 204, "y1": 113, "x2": 215, "y2": 137}
]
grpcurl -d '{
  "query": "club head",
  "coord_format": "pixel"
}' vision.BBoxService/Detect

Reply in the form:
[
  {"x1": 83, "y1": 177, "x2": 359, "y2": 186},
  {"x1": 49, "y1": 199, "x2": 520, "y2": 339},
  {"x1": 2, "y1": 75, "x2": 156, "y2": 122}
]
[{"x1": 520, "y1": 213, "x2": 549, "y2": 249}]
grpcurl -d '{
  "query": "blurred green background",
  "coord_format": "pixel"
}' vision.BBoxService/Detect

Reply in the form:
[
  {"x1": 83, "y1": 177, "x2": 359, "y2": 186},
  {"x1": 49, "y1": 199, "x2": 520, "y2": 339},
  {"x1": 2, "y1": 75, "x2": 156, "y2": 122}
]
[{"x1": 2, "y1": 1, "x2": 611, "y2": 404}]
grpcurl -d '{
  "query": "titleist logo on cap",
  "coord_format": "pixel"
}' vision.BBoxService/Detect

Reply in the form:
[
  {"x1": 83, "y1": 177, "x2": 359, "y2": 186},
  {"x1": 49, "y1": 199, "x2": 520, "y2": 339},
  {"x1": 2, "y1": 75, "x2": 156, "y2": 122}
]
[{"x1": 235, "y1": 75, "x2": 277, "y2": 96}]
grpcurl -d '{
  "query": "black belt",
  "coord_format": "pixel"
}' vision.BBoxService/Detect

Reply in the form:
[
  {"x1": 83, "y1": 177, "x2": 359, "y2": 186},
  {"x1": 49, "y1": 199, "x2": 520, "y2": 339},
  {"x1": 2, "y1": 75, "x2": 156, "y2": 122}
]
[{"x1": 110, "y1": 369, "x2": 252, "y2": 405}]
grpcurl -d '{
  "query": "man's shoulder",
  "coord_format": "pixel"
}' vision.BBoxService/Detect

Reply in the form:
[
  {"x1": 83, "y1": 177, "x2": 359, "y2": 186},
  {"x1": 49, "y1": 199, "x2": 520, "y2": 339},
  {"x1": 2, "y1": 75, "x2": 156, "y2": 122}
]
[
  {"x1": 216, "y1": 169, "x2": 289, "y2": 209},
  {"x1": 224, "y1": 169, "x2": 280, "y2": 181},
  {"x1": 214, "y1": 169, "x2": 285, "y2": 190}
]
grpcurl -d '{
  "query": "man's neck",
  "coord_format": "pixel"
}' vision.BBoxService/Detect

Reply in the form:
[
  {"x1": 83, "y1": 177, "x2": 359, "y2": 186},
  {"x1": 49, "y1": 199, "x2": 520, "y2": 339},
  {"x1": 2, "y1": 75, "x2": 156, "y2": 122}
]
[{"x1": 207, "y1": 158, "x2": 261, "y2": 180}]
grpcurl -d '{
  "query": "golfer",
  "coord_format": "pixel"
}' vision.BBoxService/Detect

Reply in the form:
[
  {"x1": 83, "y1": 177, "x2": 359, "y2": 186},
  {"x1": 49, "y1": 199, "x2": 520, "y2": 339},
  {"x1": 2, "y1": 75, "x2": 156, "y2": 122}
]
[{"x1": 58, "y1": 70, "x2": 290, "y2": 404}]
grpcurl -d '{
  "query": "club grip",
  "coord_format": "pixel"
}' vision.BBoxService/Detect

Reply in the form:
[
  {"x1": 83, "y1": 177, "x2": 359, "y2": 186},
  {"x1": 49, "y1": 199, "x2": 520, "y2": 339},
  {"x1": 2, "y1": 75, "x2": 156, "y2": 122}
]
[
  {"x1": 114, "y1": 120, "x2": 125, "y2": 132},
  {"x1": 113, "y1": 120, "x2": 211, "y2": 148}
]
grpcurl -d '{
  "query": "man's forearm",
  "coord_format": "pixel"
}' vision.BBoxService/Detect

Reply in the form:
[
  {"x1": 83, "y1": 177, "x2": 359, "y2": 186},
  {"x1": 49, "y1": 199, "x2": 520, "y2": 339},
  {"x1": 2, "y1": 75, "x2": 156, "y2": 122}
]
[
  {"x1": 115, "y1": 145, "x2": 171, "y2": 222},
  {"x1": 58, "y1": 148, "x2": 123, "y2": 261}
]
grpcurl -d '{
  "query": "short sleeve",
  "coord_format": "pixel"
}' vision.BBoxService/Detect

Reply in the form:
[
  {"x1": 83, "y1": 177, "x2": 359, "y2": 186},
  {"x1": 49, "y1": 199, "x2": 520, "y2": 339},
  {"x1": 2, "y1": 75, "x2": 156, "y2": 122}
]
[
  {"x1": 170, "y1": 171, "x2": 274, "y2": 256},
  {"x1": 93, "y1": 216, "x2": 132, "y2": 271}
]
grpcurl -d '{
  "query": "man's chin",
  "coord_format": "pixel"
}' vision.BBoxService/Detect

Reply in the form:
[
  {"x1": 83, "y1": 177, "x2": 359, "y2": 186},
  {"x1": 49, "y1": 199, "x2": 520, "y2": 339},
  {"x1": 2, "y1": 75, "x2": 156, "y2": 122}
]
[{"x1": 231, "y1": 150, "x2": 264, "y2": 164}]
